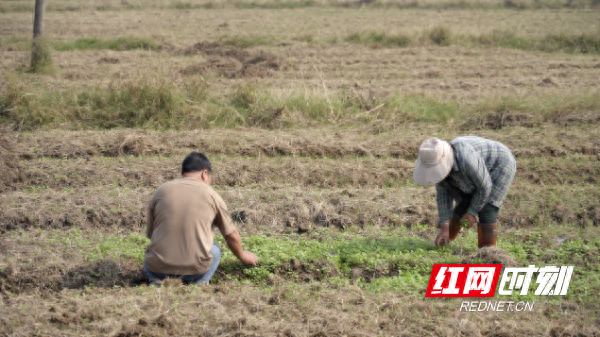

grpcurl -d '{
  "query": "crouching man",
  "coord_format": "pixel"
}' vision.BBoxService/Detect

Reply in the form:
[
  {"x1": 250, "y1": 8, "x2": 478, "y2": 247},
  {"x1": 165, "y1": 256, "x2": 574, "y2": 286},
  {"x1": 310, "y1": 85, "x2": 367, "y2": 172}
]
[
  {"x1": 144, "y1": 152, "x2": 258, "y2": 285},
  {"x1": 413, "y1": 136, "x2": 516, "y2": 248}
]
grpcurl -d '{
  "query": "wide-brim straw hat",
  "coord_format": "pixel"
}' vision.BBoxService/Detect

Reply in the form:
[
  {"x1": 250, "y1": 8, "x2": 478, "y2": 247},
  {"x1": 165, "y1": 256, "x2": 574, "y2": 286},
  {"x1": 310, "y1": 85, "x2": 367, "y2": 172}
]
[{"x1": 413, "y1": 137, "x2": 454, "y2": 186}]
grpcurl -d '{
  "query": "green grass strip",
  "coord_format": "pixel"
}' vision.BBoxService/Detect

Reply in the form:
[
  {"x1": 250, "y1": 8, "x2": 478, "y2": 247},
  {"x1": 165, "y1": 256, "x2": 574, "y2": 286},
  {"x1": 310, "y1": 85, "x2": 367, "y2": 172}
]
[
  {"x1": 31, "y1": 226, "x2": 600, "y2": 301},
  {"x1": 52, "y1": 37, "x2": 160, "y2": 51}
]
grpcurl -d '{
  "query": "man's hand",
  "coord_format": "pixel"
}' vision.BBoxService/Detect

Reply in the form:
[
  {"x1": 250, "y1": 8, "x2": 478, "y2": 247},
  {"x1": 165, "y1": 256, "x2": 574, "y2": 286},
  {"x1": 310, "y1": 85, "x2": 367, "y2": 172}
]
[
  {"x1": 434, "y1": 221, "x2": 450, "y2": 247},
  {"x1": 240, "y1": 251, "x2": 258, "y2": 266},
  {"x1": 462, "y1": 212, "x2": 477, "y2": 229}
]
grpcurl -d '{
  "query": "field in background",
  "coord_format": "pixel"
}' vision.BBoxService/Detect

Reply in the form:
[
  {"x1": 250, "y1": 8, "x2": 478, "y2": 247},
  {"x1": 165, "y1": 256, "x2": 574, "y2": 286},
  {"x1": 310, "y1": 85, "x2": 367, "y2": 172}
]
[{"x1": 1, "y1": 0, "x2": 600, "y2": 336}]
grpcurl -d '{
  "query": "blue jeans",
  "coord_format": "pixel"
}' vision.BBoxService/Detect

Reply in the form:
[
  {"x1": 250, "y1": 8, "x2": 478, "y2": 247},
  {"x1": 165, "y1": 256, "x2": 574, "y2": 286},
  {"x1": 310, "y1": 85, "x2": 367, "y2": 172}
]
[{"x1": 144, "y1": 242, "x2": 222, "y2": 285}]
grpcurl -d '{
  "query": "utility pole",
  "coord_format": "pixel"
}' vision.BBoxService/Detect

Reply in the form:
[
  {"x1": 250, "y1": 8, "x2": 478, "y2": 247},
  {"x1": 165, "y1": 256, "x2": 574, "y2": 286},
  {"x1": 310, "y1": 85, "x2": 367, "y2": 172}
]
[{"x1": 31, "y1": 0, "x2": 51, "y2": 72}]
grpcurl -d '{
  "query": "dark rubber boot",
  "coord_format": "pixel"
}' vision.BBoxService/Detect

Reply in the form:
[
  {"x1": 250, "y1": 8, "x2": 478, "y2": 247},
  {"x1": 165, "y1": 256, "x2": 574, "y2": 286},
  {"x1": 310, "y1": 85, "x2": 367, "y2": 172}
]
[
  {"x1": 478, "y1": 222, "x2": 498, "y2": 248},
  {"x1": 448, "y1": 214, "x2": 463, "y2": 242}
]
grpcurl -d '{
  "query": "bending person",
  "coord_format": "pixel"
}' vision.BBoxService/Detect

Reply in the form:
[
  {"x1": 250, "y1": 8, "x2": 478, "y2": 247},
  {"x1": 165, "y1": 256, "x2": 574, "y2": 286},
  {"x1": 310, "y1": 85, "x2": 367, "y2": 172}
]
[
  {"x1": 413, "y1": 136, "x2": 516, "y2": 248},
  {"x1": 144, "y1": 152, "x2": 258, "y2": 285}
]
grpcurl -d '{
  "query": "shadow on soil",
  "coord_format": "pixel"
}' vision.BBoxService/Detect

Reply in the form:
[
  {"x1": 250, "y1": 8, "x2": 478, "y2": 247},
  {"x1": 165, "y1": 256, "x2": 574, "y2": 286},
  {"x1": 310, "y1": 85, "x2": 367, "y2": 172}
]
[{"x1": 0, "y1": 259, "x2": 148, "y2": 293}]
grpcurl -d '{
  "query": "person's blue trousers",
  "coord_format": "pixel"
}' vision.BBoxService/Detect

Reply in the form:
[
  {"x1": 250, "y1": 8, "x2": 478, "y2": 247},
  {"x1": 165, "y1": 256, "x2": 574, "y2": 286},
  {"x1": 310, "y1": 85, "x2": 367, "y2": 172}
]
[{"x1": 144, "y1": 242, "x2": 222, "y2": 285}]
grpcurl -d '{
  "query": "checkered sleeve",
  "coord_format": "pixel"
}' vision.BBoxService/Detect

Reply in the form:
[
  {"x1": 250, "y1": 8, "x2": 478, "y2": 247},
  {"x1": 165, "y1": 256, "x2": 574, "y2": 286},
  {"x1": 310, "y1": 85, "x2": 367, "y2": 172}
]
[
  {"x1": 459, "y1": 146, "x2": 493, "y2": 216},
  {"x1": 436, "y1": 182, "x2": 454, "y2": 224}
]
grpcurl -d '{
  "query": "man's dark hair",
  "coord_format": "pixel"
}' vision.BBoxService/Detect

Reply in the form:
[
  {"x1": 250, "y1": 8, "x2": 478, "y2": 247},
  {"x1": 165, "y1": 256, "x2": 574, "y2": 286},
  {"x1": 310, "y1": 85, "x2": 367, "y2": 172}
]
[{"x1": 181, "y1": 152, "x2": 212, "y2": 175}]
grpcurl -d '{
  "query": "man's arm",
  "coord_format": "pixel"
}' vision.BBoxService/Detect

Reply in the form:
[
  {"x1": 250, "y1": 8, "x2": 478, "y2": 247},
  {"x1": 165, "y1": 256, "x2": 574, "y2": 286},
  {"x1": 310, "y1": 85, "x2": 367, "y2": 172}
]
[
  {"x1": 211, "y1": 192, "x2": 258, "y2": 266},
  {"x1": 224, "y1": 229, "x2": 258, "y2": 266}
]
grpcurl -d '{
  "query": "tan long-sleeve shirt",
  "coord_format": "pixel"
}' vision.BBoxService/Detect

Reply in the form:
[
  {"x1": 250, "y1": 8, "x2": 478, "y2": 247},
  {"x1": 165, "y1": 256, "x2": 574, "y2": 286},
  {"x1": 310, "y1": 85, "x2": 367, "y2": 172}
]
[{"x1": 145, "y1": 177, "x2": 236, "y2": 275}]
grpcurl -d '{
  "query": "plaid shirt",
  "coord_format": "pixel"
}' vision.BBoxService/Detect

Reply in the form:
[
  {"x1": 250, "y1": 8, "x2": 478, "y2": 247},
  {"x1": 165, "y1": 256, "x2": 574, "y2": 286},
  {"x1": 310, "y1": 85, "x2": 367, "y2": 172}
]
[{"x1": 436, "y1": 136, "x2": 516, "y2": 224}]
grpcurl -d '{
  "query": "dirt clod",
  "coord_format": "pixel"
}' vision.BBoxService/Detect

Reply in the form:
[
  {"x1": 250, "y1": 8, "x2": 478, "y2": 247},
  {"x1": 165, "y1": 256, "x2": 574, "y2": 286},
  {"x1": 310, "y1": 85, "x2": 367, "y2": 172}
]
[
  {"x1": 540, "y1": 77, "x2": 558, "y2": 86},
  {"x1": 110, "y1": 134, "x2": 161, "y2": 157},
  {"x1": 182, "y1": 41, "x2": 287, "y2": 78},
  {"x1": 0, "y1": 259, "x2": 147, "y2": 293},
  {"x1": 153, "y1": 314, "x2": 173, "y2": 329},
  {"x1": 231, "y1": 209, "x2": 249, "y2": 223},
  {"x1": 278, "y1": 259, "x2": 337, "y2": 282},
  {"x1": 49, "y1": 312, "x2": 79, "y2": 326},
  {"x1": 463, "y1": 247, "x2": 518, "y2": 267},
  {"x1": 297, "y1": 222, "x2": 310, "y2": 234},
  {"x1": 98, "y1": 57, "x2": 120, "y2": 64},
  {"x1": 113, "y1": 323, "x2": 154, "y2": 337},
  {"x1": 62, "y1": 259, "x2": 122, "y2": 288},
  {"x1": 350, "y1": 268, "x2": 363, "y2": 281},
  {"x1": 463, "y1": 112, "x2": 535, "y2": 130},
  {"x1": 0, "y1": 238, "x2": 8, "y2": 253},
  {"x1": 0, "y1": 130, "x2": 21, "y2": 192}
]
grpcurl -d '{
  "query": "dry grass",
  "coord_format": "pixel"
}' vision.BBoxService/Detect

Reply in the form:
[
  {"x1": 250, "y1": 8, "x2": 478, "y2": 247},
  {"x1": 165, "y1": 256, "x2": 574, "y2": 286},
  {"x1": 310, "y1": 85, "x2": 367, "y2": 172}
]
[
  {"x1": 0, "y1": 280, "x2": 597, "y2": 336},
  {"x1": 1, "y1": 223, "x2": 600, "y2": 335},
  {"x1": 1, "y1": 3, "x2": 600, "y2": 336},
  {"x1": 2, "y1": 9, "x2": 599, "y2": 129},
  {"x1": 1, "y1": 0, "x2": 599, "y2": 13},
  {"x1": 1, "y1": 128, "x2": 599, "y2": 234}
]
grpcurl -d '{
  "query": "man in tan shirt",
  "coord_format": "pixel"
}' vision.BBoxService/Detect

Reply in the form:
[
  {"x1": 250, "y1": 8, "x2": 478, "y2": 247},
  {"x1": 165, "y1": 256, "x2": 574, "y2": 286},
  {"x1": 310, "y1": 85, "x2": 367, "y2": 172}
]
[{"x1": 144, "y1": 152, "x2": 258, "y2": 285}]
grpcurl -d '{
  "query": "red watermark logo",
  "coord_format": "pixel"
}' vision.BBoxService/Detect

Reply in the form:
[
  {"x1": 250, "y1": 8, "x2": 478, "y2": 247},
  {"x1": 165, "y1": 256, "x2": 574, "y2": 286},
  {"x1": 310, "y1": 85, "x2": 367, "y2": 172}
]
[
  {"x1": 426, "y1": 264, "x2": 574, "y2": 298},
  {"x1": 426, "y1": 264, "x2": 502, "y2": 297}
]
